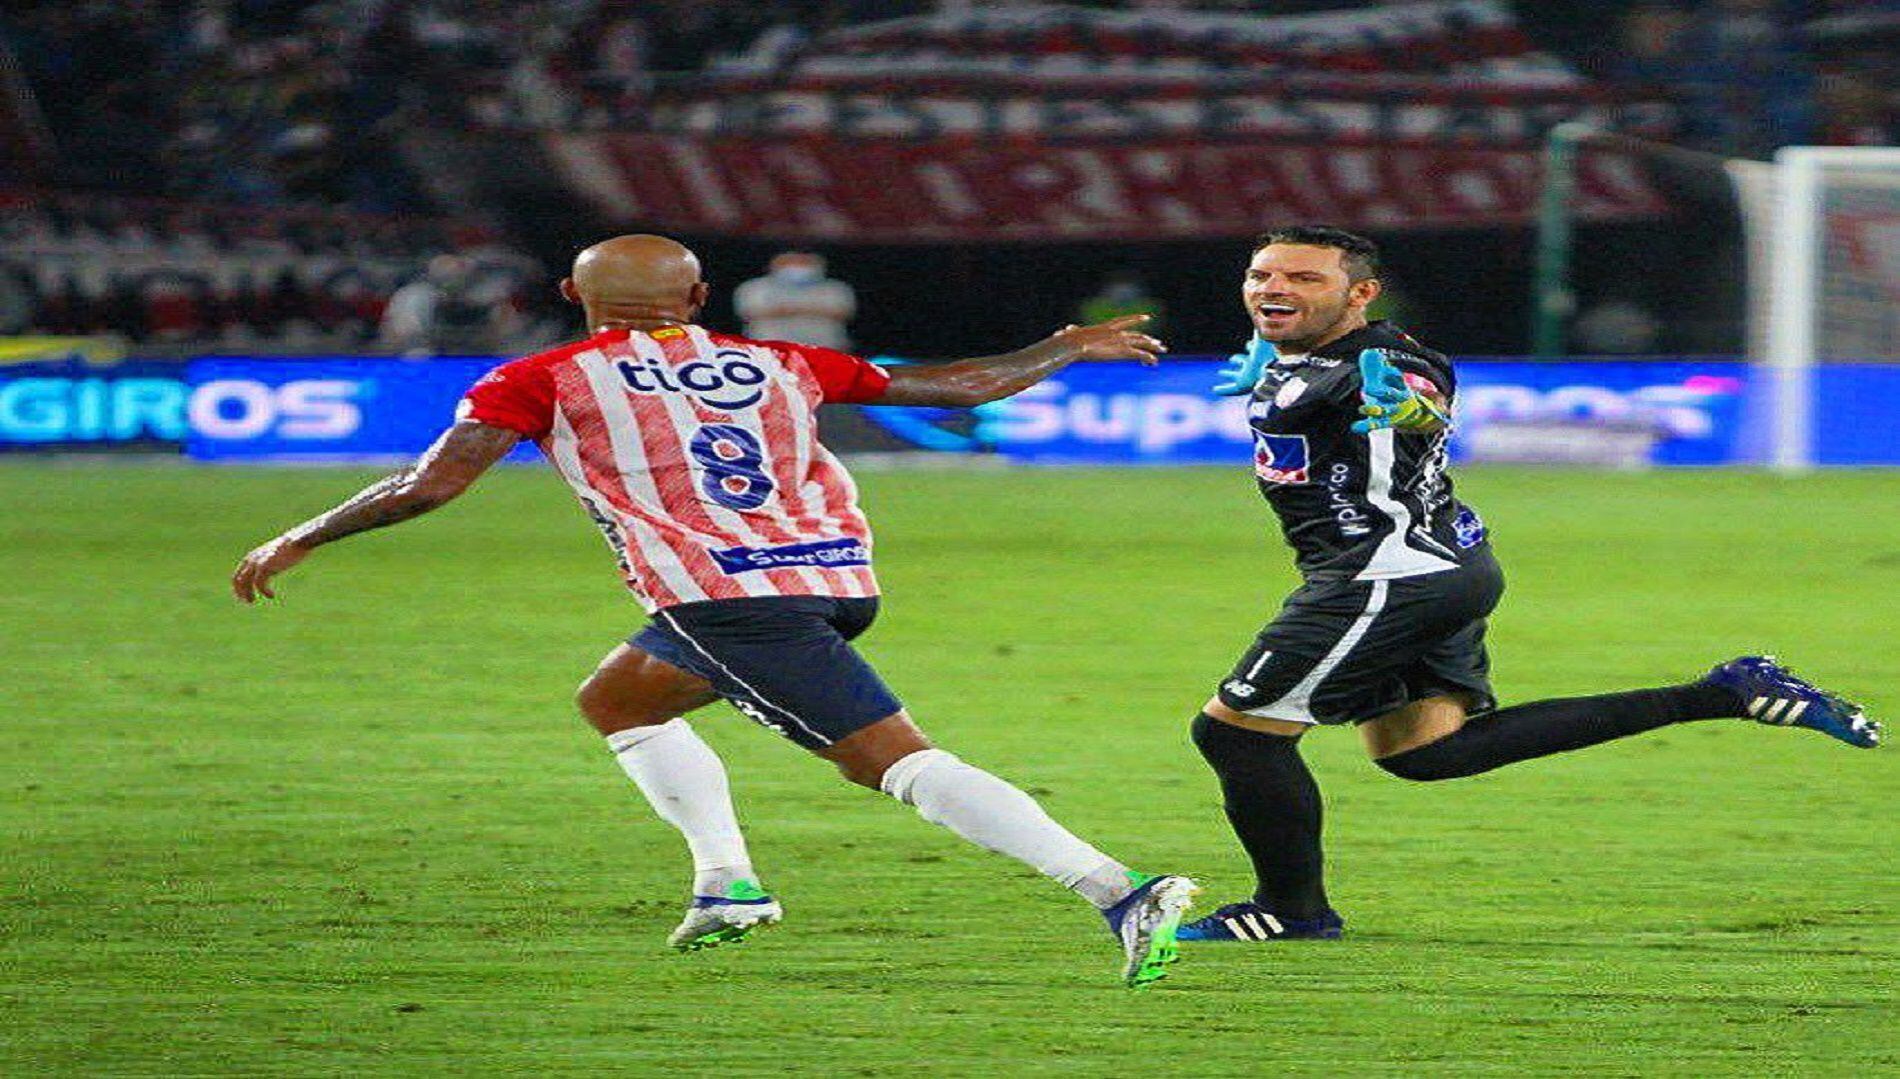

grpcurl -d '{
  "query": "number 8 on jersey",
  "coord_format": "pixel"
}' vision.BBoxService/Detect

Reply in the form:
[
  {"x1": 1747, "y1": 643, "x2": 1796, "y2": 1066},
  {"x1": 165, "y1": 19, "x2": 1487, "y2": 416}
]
[{"x1": 692, "y1": 424, "x2": 774, "y2": 511}]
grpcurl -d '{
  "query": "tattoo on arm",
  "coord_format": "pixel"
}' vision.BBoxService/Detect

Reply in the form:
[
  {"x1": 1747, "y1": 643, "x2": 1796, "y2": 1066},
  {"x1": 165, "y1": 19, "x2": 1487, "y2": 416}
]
[
  {"x1": 282, "y1": 422, "x2": 520, "y2": 548},
  {"x1": 874, "y1": 338, "x2": 1076, "y2": 408},
  {"x1": 285, "y1": 471, "x2": 430, "y2": 547}
]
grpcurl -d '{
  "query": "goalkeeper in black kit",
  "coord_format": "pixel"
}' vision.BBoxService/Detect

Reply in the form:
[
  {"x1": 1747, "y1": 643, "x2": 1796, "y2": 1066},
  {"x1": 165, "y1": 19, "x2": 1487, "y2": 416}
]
[{"x1": 1175, "y1": 226, "x2": 1881, "y2": 944}]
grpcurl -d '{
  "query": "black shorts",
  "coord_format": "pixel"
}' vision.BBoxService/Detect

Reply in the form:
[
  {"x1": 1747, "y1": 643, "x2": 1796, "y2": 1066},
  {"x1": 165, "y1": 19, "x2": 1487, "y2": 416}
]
[
  {"x1": 1216, "y1": 548, "x2": 1505, "y2": 726},
  {"x1": 631, "y1": 595, "x2": 902, "y2": 751}
]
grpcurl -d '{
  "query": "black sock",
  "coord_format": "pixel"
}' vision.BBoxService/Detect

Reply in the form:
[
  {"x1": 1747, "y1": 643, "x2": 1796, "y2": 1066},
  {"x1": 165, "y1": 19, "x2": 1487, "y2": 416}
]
[
  {"x1": 1190, "y1": 712, "x2": 1330, "y2": 917},
  {"x1": 1376, "y1": 682, "x2": 1743, "y2": 782}
]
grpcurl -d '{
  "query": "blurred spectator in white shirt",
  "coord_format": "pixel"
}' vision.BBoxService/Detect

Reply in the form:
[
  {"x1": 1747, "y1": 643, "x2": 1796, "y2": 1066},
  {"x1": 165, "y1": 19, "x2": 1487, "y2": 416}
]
[
  {"x1": 1574, "y1": 298, "x2": 1662, "y2": 355},
  {"x1": 733, "y1": 252, "x2": 856, "y2": 350},
  {"x1": 379, "y1": 254, "x2": 520, "y2": 356}
]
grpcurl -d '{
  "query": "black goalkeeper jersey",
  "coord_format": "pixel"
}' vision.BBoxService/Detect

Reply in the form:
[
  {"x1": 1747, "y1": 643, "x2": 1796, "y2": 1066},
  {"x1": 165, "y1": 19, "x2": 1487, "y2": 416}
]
[{"x1": 1247, "y1": 320, "x2": 1488, "y2": 582}]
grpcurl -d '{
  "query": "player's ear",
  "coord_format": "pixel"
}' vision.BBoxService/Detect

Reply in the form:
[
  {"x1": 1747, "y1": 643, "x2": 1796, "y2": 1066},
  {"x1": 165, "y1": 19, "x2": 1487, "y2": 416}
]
[
  {"x1": 1350, "y1": 276, "x2": 1382, "y2": 313},
  {"x1": 558, "y1": 277, "x2": 580, "y2": 305},
  {"x1": 688, "y1": 280, "x2": 712, "y2": 315}
]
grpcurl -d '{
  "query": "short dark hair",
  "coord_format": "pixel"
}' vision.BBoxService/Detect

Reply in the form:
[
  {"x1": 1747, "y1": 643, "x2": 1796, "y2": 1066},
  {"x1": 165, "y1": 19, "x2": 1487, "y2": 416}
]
[{"x1": 1252, "y1": 226, "x2": 1381, "y2": 282}]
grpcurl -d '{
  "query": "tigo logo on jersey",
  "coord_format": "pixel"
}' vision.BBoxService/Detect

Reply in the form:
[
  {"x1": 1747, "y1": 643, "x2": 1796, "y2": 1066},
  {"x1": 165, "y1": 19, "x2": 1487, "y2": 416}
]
[
  {"x1": 617, "y1": 348, "x2": 769, "y2": 411},
  {"x1": 1253, "y1": 432, "x2": 1310, "y2": 484}
]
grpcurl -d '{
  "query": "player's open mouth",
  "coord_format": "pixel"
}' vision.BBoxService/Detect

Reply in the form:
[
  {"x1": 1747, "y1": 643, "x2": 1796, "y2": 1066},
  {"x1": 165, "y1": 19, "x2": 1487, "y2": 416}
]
[{"x1": 1257, "y1": 304, "x2": 1300, "y2": 324}]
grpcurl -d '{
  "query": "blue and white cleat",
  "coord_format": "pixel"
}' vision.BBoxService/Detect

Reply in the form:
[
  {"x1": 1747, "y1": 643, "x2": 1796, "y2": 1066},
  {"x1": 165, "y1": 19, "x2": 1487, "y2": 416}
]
[
  {"x1": 1178, "y1": 902, "x2": 1343, "y2": 942},
  {"x1": 1103, "y1": 873, "x2": 1197, "y2": 988},
  {"x1": 1703, "y1": 655, "x2": 1881, "y2": 749},
  {"x1": 668, "y1": 880, "x2": 782, "y2": 951}
]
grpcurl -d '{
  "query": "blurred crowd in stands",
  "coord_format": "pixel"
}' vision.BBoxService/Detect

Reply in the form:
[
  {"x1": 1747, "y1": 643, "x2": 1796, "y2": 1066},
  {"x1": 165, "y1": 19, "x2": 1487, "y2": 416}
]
[
  {"x1": 1, "y1": 0, "x2": 1895, "y2": 354},
  {"x1": 0, "y1": 191, "x2": 554, "y2": 353},
  {"x1": 1589, "y1": 0, "x2": 1900, "y2": 157},
  {"x1": 8, "y1": 1, "x2": 1894, "y2": 209}
]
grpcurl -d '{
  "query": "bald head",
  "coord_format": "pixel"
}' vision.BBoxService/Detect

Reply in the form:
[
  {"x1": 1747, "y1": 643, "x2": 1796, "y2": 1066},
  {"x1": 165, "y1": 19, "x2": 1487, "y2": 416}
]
[{"x1": 562, "y1": 234, "x2": 710, "y2": 330}]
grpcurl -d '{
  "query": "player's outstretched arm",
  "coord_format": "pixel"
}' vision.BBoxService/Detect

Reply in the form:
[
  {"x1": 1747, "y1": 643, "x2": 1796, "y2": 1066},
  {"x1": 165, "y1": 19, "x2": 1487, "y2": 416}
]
[
  {"x1": 871, "y1": 314, "x2": 1163, "y2": 408},
  {"x1": 231, "y1": 421, "x2": 520, "y2": 603},
  {"x1": 1351, "y1": 349, "x2": 1449, "y2": 436},
  {"x1": 1211, "y1": 334, "x2": 1276, "y2": 396}
]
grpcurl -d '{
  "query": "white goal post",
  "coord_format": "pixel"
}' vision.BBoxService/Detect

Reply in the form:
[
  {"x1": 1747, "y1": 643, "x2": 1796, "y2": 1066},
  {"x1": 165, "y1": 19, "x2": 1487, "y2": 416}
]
[
  {"x1": 1748, "y1": 147, "x2": 1900, "y2": 471},
  {"x1": 1536, "y1": 134, "x2": 1900, "y2": 470}
]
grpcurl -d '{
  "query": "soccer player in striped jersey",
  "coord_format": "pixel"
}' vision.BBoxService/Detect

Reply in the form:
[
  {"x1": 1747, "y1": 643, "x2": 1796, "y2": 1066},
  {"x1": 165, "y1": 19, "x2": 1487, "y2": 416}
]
[
  {"x1": 232, "y1": 234, "x2": 1195, "y2": 987},
  {"x1": 1178, "y1": 226, "x2": 1881, "y2": 945}
]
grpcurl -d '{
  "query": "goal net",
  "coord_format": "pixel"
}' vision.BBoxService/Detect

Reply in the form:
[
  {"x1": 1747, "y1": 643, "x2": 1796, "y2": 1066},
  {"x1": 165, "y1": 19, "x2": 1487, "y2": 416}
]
[
  {"x1": 1732, "y1": 148, "x2": 1900, "y2": 468},
  {"x1": 1541, "y1": 136, "x2": 1900, "y2": 470}
]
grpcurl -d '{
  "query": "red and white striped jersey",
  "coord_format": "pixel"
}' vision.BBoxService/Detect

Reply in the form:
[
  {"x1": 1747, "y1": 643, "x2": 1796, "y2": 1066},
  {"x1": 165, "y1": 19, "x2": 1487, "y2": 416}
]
[{"x1": 459, "y1": 324, "x2": 891, "y2": 612}]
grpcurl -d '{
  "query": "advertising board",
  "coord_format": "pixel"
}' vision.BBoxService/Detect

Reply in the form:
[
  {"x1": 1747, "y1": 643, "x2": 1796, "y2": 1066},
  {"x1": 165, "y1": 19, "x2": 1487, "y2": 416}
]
[{"x1": 5, "y1": 355, "x2": 1898, "y2": 467}]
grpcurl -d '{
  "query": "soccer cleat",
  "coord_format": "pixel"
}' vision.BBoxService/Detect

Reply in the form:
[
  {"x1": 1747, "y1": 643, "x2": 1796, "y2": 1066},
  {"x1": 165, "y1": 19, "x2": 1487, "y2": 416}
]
[
  {"x1": 667, "y1": 879, "x2": 782, "y2": 951},
  {"x1": 1703, "y1": 655, "x2": 1881, "y2": 749},
  {"x1": 1102, "y1": 872, "x2": 1197, "y2": 988},
  {"x1": 1177, "y1": 902, "x2": 1344, "y2": 942}
]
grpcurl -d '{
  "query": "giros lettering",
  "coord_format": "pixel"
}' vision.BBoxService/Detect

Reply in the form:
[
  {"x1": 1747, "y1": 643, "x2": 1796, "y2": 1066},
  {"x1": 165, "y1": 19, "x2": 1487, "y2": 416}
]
[
  {"x1": 0, "y1": 376, "x2": 362, "y2": 443},
  {"x1": 187, "y1": 380, "x2": 363, "y2": 440}
]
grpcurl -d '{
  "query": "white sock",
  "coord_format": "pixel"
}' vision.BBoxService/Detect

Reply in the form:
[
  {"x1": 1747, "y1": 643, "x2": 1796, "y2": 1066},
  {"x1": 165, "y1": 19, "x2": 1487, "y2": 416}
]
[
  {"x1": 606, "y1": 719, "x2": 758, "y2": 898},
  {"x1": 878, "y1": 748, "x2": 1136, "y2": 909}
]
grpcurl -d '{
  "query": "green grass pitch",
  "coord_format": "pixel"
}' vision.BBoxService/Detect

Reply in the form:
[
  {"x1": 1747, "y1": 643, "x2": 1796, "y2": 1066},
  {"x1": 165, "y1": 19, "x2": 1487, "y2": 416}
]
[{"x1": 4, "y1": 461, "x2": 1896, "y2": 1076}]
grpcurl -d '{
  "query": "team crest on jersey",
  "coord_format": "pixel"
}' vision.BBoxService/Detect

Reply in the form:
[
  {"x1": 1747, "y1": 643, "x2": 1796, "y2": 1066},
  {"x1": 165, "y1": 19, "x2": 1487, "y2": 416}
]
[
  {"x1": 1253, "y1": 432, "x2": 1310, "y2": 485},
  {"x1": 617, "y1": 348, "x2": 769, "y2": 410},
  {"x1": 1452, "y1": 506, "x2": 1488, "y2": 549}
]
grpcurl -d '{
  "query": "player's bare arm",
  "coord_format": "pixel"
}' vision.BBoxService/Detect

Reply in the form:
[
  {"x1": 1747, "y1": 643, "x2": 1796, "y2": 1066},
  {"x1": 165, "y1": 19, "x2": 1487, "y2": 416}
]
[
  {"x1": 872, "y1": 314, "x2": 1163, "y2": 408},
  {"x1": 230, "y1": 420, "x2": 520, "y2": 603}
]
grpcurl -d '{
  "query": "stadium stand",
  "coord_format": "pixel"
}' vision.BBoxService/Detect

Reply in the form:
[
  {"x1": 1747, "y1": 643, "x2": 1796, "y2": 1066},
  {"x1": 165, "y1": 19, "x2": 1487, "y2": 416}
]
[
  {"x1": 0, "y1": 189, "x2": 544, "y2": 352},
  {"x1": 0, "y1": 1, "x2": 1893, "y2": 352}
]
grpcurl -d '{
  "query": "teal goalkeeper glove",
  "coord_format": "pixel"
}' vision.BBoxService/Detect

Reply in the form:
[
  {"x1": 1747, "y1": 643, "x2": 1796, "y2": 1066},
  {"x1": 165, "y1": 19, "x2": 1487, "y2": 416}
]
[
  {"x1": 1211, "y1": 335, "x2": 1276, "y2": 396},
  {"x1": 1351, "y1": 348, "x2": 1448, "y2": 435}
]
